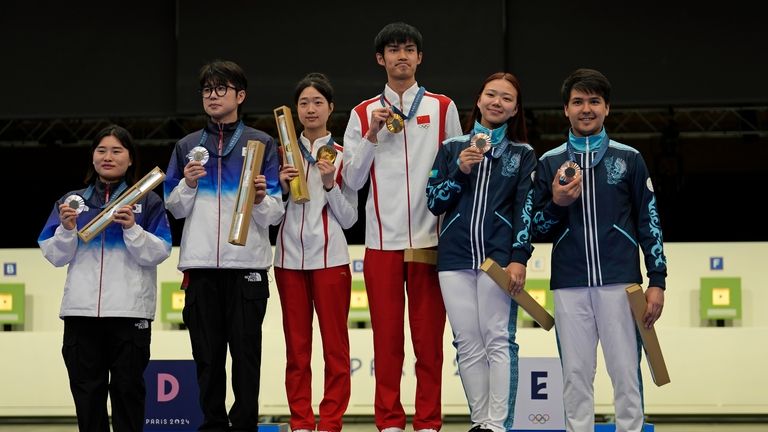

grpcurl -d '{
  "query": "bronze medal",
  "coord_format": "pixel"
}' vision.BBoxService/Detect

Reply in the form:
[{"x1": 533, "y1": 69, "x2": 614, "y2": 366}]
[
  {"x1": 558, "y1": 160, "x2": 581, "y2": 185},
  {"x1": 471, "y1": 133, "x2": 492, "y2": 153}
]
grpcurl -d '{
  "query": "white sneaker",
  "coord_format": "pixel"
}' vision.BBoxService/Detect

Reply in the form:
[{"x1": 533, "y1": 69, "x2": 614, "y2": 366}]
[
  {"x1": 381, "y1": 428, "x2": 404, "y2": 432},
  {"x1": 294, "y1": 429, "x2": 313, "y2": 432},
  {"x1": 415, "y1": 429, "x2": 438, "y2": 432}
]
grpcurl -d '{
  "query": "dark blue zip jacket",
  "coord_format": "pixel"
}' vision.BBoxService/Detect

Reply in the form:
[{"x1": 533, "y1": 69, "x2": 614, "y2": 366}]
[
  {"x1": 427, "y1": 126, "x2": 536, "y2": 271},
  {"x1": 532, "y1": 128, "x2": 667, "y2": 289}
]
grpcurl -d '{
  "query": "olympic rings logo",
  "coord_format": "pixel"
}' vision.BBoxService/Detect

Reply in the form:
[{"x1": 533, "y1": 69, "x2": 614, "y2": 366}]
[{"x1": 528, "y1": 413, "x2": 550, "y2": 424}]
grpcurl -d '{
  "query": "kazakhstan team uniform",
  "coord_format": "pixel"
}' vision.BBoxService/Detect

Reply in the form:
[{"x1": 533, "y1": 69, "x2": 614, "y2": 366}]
[
  {"x1": 427, "y1": 122, "x2": 536, "y2": 432},
  {"x1": 532, "y1": 128, "x2": 667, "y2": 432}
]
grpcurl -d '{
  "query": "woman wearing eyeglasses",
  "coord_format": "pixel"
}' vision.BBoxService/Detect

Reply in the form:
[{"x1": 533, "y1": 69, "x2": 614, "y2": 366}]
[
  {"x1": 163, "y1": 59, "x2": 284, "y2": 432},
  {"x1": 273, "y1": 72, "x2": 357, "y2": 432}
]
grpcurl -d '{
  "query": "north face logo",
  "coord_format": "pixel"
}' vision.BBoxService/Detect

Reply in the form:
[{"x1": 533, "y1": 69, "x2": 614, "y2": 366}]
[
  {"x1": 244, "y1": 272, "x2": 262, "y2": 282},
  {"x1": 134, "y1": 319, "x2": 149, "y2": 330}
]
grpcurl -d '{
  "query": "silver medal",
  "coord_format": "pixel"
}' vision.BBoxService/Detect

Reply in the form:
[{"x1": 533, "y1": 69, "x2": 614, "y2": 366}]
[
  {"x1": 187, "y1": 146, "x2": 210, "y2": 165},
  {"x1": 65, "y1": 194, "x2": 85, "y2": 214}
]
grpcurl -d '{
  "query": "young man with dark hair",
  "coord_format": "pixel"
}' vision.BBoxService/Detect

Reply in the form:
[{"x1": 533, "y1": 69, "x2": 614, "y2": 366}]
[
  {"x1": 343, "y1": 22, "x2": 462, "y2": 432},
  {"x1": 532, "y1": 68, "x2": 667, "y2": 432},
  {"x1": 164, "y1": 59, "x2": 284, "y2": 432}
]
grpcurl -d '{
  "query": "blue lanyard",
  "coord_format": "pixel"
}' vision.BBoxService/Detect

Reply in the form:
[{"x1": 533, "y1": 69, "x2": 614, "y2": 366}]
[
  {"x1": 567, "y1": 133, "x2": 610, "y2": 169},
  {"x1": 199, "y1": 120, "x2": 245, "y2": 158},
  {"x1": 298, "y1": 135, "x2": 334, "y2": 165},
  {"x1": 83, "y1": 181, "x2": 128, "y2": 208},
  {"x1": 380, "y1": 86, "x2": 426, "y2": 120}
]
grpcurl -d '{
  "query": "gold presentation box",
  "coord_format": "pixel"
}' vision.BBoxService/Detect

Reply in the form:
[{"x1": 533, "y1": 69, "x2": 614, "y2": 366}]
[
  {"x1": 78, "y1": 167, "x2": 166, "y2": 243},
  {"x1": 404, "y1": 248, "x2": 438, "y2": 266},
  {"x1": 228, "y1": 140, "x2": 266, "y2": 246},
  {"x1": 274, "y1": 105, "x2": 310, "y2": 204},
  {"x1": 479, "y1": 258, "x2": 555, "y2": 330},
  {"x1": 626, "y1": 284, "x2": 671, "y2": 386}
]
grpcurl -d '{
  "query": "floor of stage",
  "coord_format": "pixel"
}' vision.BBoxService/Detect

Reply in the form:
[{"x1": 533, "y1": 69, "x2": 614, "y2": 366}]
[{"x1": 0, "y1": 418, "x2": 766, "y2": 432}]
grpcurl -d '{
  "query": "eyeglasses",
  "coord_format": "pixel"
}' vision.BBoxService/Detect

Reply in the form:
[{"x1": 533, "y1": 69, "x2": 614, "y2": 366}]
[{"x1": 199, "y1": 85, "x2": 238, "y2": 98}]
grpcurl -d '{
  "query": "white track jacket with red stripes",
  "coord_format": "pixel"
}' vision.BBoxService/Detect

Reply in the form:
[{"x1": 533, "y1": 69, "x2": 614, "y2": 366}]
[{"x1": 342, "y1": 83, "x2": 462, "y2": 250}]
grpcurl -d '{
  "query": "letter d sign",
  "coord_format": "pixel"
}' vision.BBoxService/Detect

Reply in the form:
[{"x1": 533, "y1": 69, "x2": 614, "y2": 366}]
[{"x1": 157, "y1": 373, "x2": 180, "y2": 402}]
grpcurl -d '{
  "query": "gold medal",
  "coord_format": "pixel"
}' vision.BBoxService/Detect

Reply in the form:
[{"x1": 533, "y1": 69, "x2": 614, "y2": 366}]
[
  {"x1": 386, "y1": 113, "x2": 404, "y2": 133},
  {"x1": 187, "y1": 146, "x2": 209, "y2": 165},
  {"x1": 558, "y1": 160, "x2": 581, "y2": 185},
  {"x1": 471, "y1": 133, "x2": 491, "y2": 153},
  {"x1": 317, "y1": 145, "x2": 338, "y2": 163}
]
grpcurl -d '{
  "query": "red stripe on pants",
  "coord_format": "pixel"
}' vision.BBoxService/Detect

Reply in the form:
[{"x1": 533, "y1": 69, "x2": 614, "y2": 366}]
[
  {"x1": 275, "y1": 266, "x2": 352, "y2": 432},
  {"x1": 363, "y1": 249, "x2": 446, "y2": 431}
]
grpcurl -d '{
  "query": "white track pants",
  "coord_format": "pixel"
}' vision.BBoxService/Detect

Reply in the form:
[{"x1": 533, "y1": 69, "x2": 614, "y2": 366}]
[
  {"x1": 439, "y1": 270, "x2": 518, "y2": 432},
  {"x1": 554, "y1": 284, "x2": 644, "y2": 432}
]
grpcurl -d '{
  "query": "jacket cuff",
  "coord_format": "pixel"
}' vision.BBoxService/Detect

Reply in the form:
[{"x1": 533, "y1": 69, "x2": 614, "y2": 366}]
[
  {"x1": 545, "y1": 200, "x2": 569, "y2": 218},
  {"x1": 648, "y1": 276, "x2": 666, "y2": 290},
  {"x1": 122, "y1": 223, "x2": 143, "y2": 241},
  {"x1": 509, "y1": 249, "x2": 530, "y2": 265}
]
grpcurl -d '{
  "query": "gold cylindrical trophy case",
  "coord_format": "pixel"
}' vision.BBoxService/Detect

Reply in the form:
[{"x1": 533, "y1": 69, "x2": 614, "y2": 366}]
[
  {"x1": 273, "y1": 105, "x2": 310, "y2": 204},
  {"x1": 228, "y1": 140, "x2": 266, "y2": 246},
  {"x1": 78, "y1": 167, "x2": 166, "y2": 242}
]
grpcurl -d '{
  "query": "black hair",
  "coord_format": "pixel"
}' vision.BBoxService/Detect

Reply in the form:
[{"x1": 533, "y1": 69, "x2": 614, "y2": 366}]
[
  {"x1": 198, "y1": 59, "x2": 248, "y2": 115},
  {"x1": 374, "y1": 22, "x2": 423, "y2": 54},
  {"x1": 467, "y1": 72, "x2": 528, "y2": 143},
  {"x1": 294, "y1": 72, "x2": 334, "y2": 105},
  {"x1": 561, "y1": 68, "x2": 612, "y2": 106},
  {"x1": 84, "y1": 124, "x2": 138, "y2": 185}
]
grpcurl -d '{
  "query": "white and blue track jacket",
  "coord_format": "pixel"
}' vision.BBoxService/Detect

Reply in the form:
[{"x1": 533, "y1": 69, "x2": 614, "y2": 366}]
[
  {"x1": 164, "y1": 120, "x2": 284, "y2": 271},
  {"x1": 39, "y1": 180, "x2": 172, "y2": 319}
]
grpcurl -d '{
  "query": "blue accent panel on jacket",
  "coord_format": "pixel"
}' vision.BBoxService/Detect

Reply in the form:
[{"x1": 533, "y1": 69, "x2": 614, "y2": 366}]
[
  {"x1": 648, "y1": 196, "x2": 666, "y2": 267},
  {"x1": 427, "y1": 180, "x2": 462, "y2": 209}
]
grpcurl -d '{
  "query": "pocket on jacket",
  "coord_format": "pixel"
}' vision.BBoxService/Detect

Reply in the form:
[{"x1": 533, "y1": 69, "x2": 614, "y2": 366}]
[{"x1": 611, "y1": 224, "x2": 638, "y2": 247}]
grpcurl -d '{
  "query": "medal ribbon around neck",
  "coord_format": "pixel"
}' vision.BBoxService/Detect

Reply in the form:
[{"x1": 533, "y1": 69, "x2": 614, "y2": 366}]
[
  {"x1": 198, "y1": 120, "x2": 245, "y2": 158},
  {"x1": 83, "y1": 181, "x2": 129, "y2": 208},
  {"x1": 567, "y1": 132, "x2": 610, "y2": 169},
  {"x1": 380, "y1": 86, "x2": 426, "y2": 121},
  {"x1": 298, "y1": 136, "x2": 335, "y2": 165}
]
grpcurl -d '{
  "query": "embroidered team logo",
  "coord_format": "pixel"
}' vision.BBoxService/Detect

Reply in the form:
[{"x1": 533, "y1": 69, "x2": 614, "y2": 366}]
[
  {"x1": 603, "y1": 156, "x2": 627, "y2": 184},
  {"x1": 501, "y1": 152, "x2": 520, "y2": 177},
  {"x1": 244, "y1": 272, "x2": 262, "y2": 283},
  {"x1": 416, "y1": 114, "x2": 430, "y2": 129},
  {"x1": 134, "y1": 319, "x2": 149, "y2": 330}
]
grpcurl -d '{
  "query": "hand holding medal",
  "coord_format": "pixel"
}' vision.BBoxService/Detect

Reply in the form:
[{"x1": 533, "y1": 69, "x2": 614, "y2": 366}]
[
  {"x1": 552, "y1": 160, "x2": 582, "y2": 207},
  {"x1": 458, "y1": 134, "x2": 488, "y2": 174},
  {"x1": 558, "y1": 160, "x2": 581, "y2": 185},
  {"x1": 184, "y1": 146, "x2": 209, "y2": 188},
  {"x1": 470, "y1": 133, "x2": 492, "y2": 154},
  {"x1": 59, "y1": 195, "x2": 84, "y2": 230},
  {"x1": 187, "y1": 146, "x2": 209, "y2": 165},
  {"x1": 316, "y1": 145, "x2": 337, "y2": 163},
  {"x1": 386, "y1": 112, "x2": 404, "y2": 133},
  {"x1": 376, "y1": 86, "x2": 426, "y2": 137}
]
